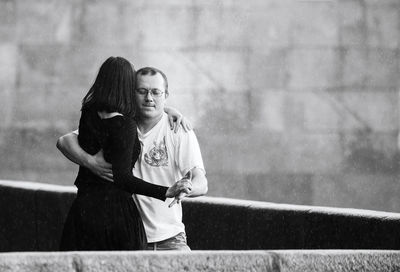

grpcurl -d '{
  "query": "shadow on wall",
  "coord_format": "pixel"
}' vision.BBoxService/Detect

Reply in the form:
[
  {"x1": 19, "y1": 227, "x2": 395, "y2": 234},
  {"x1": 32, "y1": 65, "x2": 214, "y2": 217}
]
[{"x1": 343, "y1": 128, "x2": 399, "y2": 174}]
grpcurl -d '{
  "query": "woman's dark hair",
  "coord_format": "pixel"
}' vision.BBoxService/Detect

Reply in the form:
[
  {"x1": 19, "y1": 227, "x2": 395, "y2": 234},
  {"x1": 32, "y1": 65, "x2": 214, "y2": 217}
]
[{"x1": 81, "y1": 56, "x2": 136, "y2": 116}]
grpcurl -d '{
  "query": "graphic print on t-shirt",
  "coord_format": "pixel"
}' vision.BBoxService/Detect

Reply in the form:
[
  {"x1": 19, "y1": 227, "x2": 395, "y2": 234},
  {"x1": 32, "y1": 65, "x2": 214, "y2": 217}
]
[{"x1": 144, "y1": 136, "x2": 169, "y2": 167}]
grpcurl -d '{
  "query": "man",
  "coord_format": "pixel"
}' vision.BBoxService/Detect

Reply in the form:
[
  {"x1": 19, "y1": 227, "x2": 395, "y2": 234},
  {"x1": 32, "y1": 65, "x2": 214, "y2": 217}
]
[{"x1": 57, "y1": 67, "x2": 208, "y2": 250}]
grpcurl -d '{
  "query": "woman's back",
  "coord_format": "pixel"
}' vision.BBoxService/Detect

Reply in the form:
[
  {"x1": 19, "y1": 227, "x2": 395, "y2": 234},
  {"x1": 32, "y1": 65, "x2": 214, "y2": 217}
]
[{"x1": 73, "y1": 108, "x2": 140, "y2": 189}]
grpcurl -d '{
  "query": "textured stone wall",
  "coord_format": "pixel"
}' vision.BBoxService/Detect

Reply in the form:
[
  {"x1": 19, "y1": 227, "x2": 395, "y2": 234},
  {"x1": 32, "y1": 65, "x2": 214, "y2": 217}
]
[
  {"x1": 0, "y1": 0, "x2": 399, "y2": 211},
  {"x1": 1, "y1": 251, "x2": 400, "y2": 272}
]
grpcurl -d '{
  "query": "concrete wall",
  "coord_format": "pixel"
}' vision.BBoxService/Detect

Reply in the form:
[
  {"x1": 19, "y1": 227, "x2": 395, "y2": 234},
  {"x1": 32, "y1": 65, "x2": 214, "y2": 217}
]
[
  {"x1": 0, "y1": 0, "x2": 399, "y2": 212},
  {"x1": 2, "y1": 181, "x2": 400, "y2": 271},
  {"x1": 1, "y1": 251, "x2": 400, "y2": 272},
  {"x1": 1, "y1": 180, "x2": 400, "y2": 252}
]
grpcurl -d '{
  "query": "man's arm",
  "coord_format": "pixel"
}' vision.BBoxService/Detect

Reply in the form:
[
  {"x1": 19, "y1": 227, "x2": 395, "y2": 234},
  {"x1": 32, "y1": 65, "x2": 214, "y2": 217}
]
[
  {"x1": 186, "y1": 168, "x2": 208, "y2": 197},
  {"x1": 174, "y1": 130, "x2": 208, "y2": 198},
  {"x1": 56, "y1": 132, "x2": 113, "y2": 182},
  {"x1": 169, "y1": 168, "x2": 207, "y2": 207}
]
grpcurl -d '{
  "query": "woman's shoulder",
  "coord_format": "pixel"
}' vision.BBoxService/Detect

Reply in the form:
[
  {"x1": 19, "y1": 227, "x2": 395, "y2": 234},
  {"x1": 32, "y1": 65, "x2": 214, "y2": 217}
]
[
  {"x1": 97, "y1": 111, "x2": 123, "y2": 119},
  {"x1": 99, "y1": 111, "x2": 136, "y2": 129},
  {"x1": 80, "y1": 107, "x2": 101, "y2": 126},
  {"x1": 98, "y1": 111, "x2": 126, "y2": 125}
]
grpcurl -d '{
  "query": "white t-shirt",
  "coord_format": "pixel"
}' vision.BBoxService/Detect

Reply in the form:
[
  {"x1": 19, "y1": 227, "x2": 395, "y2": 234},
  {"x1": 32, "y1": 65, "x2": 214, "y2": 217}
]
[
  {"x1": 73, "y1": 113, "x2": 205, "y2": 242},
  {"x1": 132, "y1": 113, "x2": 205, "y2": 242}
]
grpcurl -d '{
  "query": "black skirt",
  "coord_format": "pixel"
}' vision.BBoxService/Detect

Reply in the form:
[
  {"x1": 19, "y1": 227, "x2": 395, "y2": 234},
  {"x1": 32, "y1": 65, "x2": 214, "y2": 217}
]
[{"x1": 60, "y1": 182, "x2": 147, "y2": 251}]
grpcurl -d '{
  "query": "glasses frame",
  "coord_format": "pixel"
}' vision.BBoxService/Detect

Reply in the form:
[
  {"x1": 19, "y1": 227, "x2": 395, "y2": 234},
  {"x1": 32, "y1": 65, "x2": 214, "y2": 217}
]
[{"x1": 135, "y1": 88, "x2": 165, "y2": 97}]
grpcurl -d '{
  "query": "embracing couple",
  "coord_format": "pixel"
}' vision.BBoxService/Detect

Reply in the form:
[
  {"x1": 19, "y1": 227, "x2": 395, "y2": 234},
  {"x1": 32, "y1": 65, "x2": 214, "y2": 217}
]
[{"x1": 57, "y1": 57, "x2": 208, "y2": 251}]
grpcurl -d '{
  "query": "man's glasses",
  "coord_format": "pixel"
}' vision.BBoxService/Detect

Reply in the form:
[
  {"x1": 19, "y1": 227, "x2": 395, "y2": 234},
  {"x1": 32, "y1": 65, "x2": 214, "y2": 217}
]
[{"x1": 135, "y1": 88, "x2": 164, "y2": 97}]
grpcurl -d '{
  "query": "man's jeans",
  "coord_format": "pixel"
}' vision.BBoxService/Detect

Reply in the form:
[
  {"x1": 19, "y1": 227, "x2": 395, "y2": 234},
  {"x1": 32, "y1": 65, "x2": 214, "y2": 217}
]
[{"x1": 146, "y1": 232, "x2": 191, "y2": 251}]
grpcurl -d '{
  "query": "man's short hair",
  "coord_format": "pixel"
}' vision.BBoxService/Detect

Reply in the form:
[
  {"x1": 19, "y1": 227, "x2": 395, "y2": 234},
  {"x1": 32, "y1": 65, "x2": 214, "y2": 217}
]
[{"x1": 136, "y1": 67, "x2": 169, "y2": 95}]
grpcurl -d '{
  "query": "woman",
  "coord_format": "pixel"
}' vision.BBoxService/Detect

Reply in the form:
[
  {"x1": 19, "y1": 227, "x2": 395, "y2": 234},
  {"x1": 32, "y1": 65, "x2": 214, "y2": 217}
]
[{"x1": 59, "y1": 57, "x2": 190, "y2": 250}]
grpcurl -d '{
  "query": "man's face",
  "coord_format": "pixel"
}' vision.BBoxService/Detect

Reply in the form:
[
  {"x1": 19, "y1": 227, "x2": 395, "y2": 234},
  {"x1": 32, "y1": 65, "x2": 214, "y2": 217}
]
[{"x1": 135, "y1": 73, "x2": 167, "y2": 120}]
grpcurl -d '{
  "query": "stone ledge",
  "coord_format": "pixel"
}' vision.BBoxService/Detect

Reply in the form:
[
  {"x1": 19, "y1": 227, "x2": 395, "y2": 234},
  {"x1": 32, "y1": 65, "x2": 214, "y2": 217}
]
[
  {"x1": 2, "y1": 179, "x2": 399, "y2": 219},
  {"x1": 0, "y1": 250, "x2": 399, "y2": 272},
  {"x1": 2, "y1": 179, "x2": 400, "y2": 251},
  {"x1": 0, "y1": 180, "x2": 76, "y2": 193}
]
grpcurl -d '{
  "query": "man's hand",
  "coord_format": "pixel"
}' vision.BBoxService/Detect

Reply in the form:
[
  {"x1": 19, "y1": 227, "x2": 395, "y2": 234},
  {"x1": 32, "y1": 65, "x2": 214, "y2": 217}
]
[
  {"x1": 85, "y1": 150, "x2": 113, "y2": 182},
  {"x1": 166, "y1": 174, "x2": 192, "y2": 199},
  {"x1": 167, "y1": 171, "x2": 193, "y2": 207},
  {"x1": 57, "y1": 132, "x2": 114, "y2": 182}
]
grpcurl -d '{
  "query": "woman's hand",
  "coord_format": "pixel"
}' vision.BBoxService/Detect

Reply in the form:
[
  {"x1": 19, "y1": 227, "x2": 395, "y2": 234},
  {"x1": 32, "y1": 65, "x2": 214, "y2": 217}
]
[{"x1": 164, "y1": 106, "x2": 193, "y2": 133}]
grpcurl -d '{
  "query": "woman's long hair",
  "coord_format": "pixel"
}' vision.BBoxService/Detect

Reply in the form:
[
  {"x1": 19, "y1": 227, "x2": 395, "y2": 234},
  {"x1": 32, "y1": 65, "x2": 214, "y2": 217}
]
[{"x1": 81, "y1": 56, "x2": 136, "y2": 116}]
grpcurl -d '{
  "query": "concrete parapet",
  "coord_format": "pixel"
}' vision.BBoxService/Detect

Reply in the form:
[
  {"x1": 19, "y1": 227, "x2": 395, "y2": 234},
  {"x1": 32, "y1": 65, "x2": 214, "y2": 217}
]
[
  {"x1": 183, "y1": 197, "x2": 400, "y2": 250},
  {"x1": 0, "y1": 180, "x2": 75, "y2": 252},
  {"x1": 1, "y1": 180, "x2": 400, "y2": 252},
  {"x1": 0, "y1": 250, "x2": 399, "y2": 272}
]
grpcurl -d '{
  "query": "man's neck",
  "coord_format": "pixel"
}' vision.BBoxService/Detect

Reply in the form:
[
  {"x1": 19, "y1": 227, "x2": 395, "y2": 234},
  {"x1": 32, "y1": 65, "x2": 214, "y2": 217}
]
[{"x1": 136, "y1": 113, "x2": 163, "y2": 134}]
